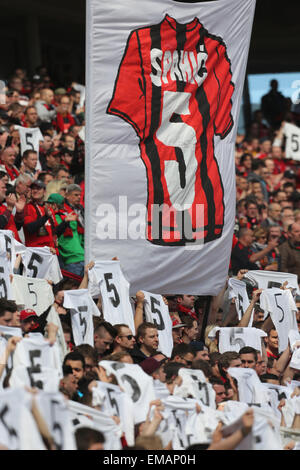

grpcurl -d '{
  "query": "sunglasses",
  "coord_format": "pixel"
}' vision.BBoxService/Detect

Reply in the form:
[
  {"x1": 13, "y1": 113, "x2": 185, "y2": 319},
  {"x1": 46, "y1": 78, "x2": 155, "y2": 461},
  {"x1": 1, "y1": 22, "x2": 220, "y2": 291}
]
[{"x1": 119, "y1": 335, "x2": 134, "y2": 340}]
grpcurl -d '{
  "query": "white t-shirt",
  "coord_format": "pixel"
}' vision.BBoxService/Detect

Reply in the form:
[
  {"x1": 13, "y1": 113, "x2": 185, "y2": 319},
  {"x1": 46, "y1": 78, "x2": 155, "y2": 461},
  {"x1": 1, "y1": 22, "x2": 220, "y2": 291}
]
[
  {"x1": 142, "y1": 290, "x2": 173, "y2": 357},
  {"x1": 0, "y1": 230, "x2": 16, "y2": 272},
  {"x1": 22, "y1": 247, "x2": 62, "y2": 284},
  {"x1": 11, "y1": 274, "x2": 54, "y2": 315},
  {"x1": 174, "y1": 368, "x2": 216, "y2": 408},
  {"x1": 260, "y1": 288, "x2": 298, "y2": 352},
  {"x1": 0, "y1": 388, "x2": 45, "y2": 450},
  {"x1": 208, "y1": 326, "x2": 267, "y2": 354},
  {"x1": 15, "y1": 125, "x2": 44, "y2": 164},
  {"x1": 88, "y1": 260, "x2": 135, "y2": 333},
  {"x1": 228, "y1": 278, "x2": 251, "y2": 322},
  {"x1": 100, "y1": 360, "x2": 155, "y2": 424},
  {"x1": 228, "y1": 367, "x2": 269, "y2": 405},
  {"x1": 282, "y1": 122, "x2": 300, "y2": 161},
  {"x1": 245, "y1": 270, "x2": 299, "y2": 294},
  {"x1": 68, "y1": 400, "x2": 122, "y2": 450},
  {"x1": 0, "y1": 250, "x2": 13, "y2": 300},
  {"x1": 63, "y1": 288, "x2": 100, "y2": 347},
  {"x1": 12, "y1": 334, "x2": 62, "y2": 376},
  {"x1": 92, "y1": 381, "x2": 135, "y2": 446},
  {"x1": 35, "y1": 391, "x2": 77, "y2": 450}
]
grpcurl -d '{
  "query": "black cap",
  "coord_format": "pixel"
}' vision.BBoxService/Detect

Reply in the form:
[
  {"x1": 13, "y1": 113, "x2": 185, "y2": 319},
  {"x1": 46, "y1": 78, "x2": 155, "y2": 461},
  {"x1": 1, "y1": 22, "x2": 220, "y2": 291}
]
[{"x1": 31, "y1": 180, "x2": 46, "y2": 190}]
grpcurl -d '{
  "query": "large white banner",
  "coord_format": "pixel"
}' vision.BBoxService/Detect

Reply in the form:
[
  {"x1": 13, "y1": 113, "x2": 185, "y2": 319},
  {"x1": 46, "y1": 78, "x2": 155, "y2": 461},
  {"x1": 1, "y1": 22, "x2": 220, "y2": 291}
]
[{"x1": 86, "y1": 0, "x2": 256, "y2": 295}]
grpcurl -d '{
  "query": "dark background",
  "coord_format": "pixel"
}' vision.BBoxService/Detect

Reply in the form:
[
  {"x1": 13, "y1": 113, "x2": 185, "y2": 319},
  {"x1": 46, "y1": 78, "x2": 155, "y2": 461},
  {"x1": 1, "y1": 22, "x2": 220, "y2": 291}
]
[{"x1": 0, "y1": 0, "x2": 299, "y2": 83}]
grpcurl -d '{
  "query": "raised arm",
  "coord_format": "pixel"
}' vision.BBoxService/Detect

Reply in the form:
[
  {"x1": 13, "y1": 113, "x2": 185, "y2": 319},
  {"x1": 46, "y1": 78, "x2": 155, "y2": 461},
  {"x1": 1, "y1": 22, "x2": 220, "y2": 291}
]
[
  {"x1": 238, "y1": 289, "x2": 262, "y2": 327},
  {"x1": 134, "y1": 291, "x2": 145, "y2": 332}
]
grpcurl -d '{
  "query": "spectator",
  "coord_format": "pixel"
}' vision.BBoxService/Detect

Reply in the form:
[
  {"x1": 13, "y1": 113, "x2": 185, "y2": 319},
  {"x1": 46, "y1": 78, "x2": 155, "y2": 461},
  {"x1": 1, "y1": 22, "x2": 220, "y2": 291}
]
[
  {"x1": 23, "y1": 179, "x2": 69, "y2": 252},
  {"x1": 239, "y1": 346, "x2": 257, "y2": 369},
  {"x1": 93, "y1": 320, "x2": 116, "y2": 361},
  {"x1": 63, "y1": 183, "x2": 84, "y2": 236},
  {"x1": 35, "y1": 88, "x2": 56, "y2": 123},
  {"x1": 170, "y1": 343, "x2": 195, "y2": 368},
  {"x1": 75, "y1": 428, "x2": 105, "y2": 451},
  {"x1": 54, "y1": 95, "x2": 76, "y2": 134},
  {"x1": 0, "y1": 146, "x2": 19, "y2": 183},
  {"x1": 230, "y1": 227, "x2": 277, "y2": 274},
  {"x1": 21, "y1": 149, "x2": 39, "y2": 179},
  {"x1": 0, "y1": 177, "x2": 25, "y2": 241},
  {"x1": 112, "y1": 323, "x2": 136, "y2": 354},
  {"x1": 175, "y1": 294, "x2": 197, "y2": 320},
  {"x1": 261, "y1": 202, "x2": 282, "y2": 228},
  {"x1": 261, "y1": 79, "x2": 287, "y2": 129},
  {"x1": 46, "y1": 193, "x2": 84, "y2": 276},
  {"x1": 23, "y1": 105, "x2": 40, "y2": 128},
  {"x1": 14, "y1": 173, "x2": 33, "y2": 201},
  {"x1": 279, "y1": 222, "x2": 300, "y2": 277},
  {"x1": 130, "y1": 322, "x2": 159, "y2": 364}
]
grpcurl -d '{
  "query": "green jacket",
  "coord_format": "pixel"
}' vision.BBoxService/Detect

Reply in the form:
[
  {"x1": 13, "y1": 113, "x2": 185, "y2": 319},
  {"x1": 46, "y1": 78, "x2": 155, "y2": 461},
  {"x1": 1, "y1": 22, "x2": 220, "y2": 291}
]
[{"x1": 55, "y1": 213, "x2": 84, "y2": 264}]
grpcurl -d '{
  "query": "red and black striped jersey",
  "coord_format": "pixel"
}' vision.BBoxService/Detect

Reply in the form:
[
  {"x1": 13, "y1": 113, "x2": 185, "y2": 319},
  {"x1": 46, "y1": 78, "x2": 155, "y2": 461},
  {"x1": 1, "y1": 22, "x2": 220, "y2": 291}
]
[{"x1": 107, "y1": 14, "x2": 235, "y2": 246}]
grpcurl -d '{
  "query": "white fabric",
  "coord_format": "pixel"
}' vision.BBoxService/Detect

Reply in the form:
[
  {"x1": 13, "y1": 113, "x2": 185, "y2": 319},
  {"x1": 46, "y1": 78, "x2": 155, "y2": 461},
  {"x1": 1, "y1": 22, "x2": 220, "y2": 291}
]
[
  {"x1": 11, "y1": 274, "x2": 54, "y2": 315},
  {"x1": 228, "y1": 367, "x2": 269, "y2": 405},
  {"x1": 85, "y1": 0, "x2": 256, "y2": 296},
  {"x1": 282, "y1": 122, "x2": 300, "y2": 161},
  {"x1": 0, "y1": 230, "x2": 16, "y2": 271},
  {"x1": 100, "y1": 360, "x2": 155, "y2": 423},
  {"x1": 221, "y1": 406, "x2": 283, "y2": 450},
  {"x1": 244, "y1": 270, "x2": 299, "y2": 294},
  {"x1": 288, "y1": 329, "x2": 300, "y2": 370},
  {"x1": 12, "y1": 335, "x2": 62, "y2": 376},
  {"x1": 15, "y1": 125, "x2": 44, "y2": 164},
  {"x1": 157, "y1": 396, "x2": 202, "y2": 449},
  {"x1": 185, "y1": 404, "x2": 222, "y2": 445},
  {"x1": 0, "y1": 388, "x2": 45, "y2": 450},
  {"x1": 88, "y1": 260, "x2": 135, "y2": 333},
  {"x1": 22, "y1": 247, "x2": 62, "y2": 284},
  {"x1": 9, "y1": 365, "x2": 61, "y2": 393},
  {"x1": 91, "y1": 381, "x2": 135, "y2": 446},
  {"x1": 68, "y1": 400, "x2": 122, "y2": 450},
  {"x1": 228, "y1": 278, "x2": 251, "y2": 323},
  {"x1": 260, "y1": 288, "x2": 298, "y2": 352},
  {"x1": 281, "y1": 396, "x2": 300, "y2": 428},
  {"x1": 142, "y1": 290, "x2": 173, "y2": 357},
  {"x1": 35, "y1": 391, "x2": 77, "y2": 450},
  {"x1": 153, "y1": 379, "x2": 170, "y2": 400},
  {"x1": 63, "y1": 289, "x2": 100, "y2": 347},
  {"x1": 208, "y1": 326, "x2": 267, "y2": 354},
  {"x1": 174, "y1": 368, "x2": 216, "y2": 408},
  {"x1": 0, "y1": 250, "x2": 13, "y2": 300}
]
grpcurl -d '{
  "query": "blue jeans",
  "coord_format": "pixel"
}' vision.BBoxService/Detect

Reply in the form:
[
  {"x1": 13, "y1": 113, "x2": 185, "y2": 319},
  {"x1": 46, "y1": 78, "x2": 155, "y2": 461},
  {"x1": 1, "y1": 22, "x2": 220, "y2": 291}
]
[{"x1": 59, "y1": 258, "x2": 85, "y2": 277}]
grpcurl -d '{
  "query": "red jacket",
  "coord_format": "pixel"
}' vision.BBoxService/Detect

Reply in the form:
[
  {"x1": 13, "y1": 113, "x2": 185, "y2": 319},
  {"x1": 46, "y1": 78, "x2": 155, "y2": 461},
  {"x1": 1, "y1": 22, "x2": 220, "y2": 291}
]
[
  {"x1": 23, "y1": 202, "x2": 58, "y2": 250},
  {"x1": 0, "y1": 204, "x2": 22, "y2": 242}
]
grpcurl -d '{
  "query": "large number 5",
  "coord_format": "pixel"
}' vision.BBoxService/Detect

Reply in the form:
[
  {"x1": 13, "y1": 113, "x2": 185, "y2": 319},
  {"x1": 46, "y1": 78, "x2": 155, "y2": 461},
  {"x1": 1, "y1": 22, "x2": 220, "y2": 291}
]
[
  {"x1": 274, "y1": 293, "x2": 284, "y2": 323},
  {"x1": 156, "y1": 91, "x2": 197, "y2": 210}
]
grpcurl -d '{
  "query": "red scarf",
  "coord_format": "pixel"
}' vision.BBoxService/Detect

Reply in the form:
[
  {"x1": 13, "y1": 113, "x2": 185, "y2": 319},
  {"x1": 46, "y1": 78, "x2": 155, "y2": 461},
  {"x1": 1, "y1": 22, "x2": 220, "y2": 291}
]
[
  {"x1": 4, "y1": 164, "x2": 19, "y2": 181},
  {"x1": 177, "y1": 304, "x2": 198, "y2": 321}
]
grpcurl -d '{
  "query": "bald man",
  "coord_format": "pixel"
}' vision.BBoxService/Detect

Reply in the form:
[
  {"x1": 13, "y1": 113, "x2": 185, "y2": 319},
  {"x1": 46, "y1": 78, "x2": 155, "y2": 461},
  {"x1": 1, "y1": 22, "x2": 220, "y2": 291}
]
[
  {"x1": 279, "y1": 222, "x2": 300, "y2": 278},
  {"x1": 35, "y1": 88, "x2": 56, "y2": 123}
]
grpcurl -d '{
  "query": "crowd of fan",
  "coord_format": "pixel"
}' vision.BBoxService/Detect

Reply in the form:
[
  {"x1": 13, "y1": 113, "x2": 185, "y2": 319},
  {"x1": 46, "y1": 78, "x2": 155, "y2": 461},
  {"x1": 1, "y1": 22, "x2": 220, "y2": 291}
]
[{"x1": 0, "y1": 69, "x2": 300, "y2": 450}]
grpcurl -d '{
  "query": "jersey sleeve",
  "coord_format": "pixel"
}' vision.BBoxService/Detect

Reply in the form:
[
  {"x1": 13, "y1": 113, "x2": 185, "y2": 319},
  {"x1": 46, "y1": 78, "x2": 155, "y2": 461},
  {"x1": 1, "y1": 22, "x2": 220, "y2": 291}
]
[
  {"x1": 107, "y1": 30, "x2": 146, "y2": 138},
  {"x1": 213, "y1": 42, "x2": 235, "y2": 139}
]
